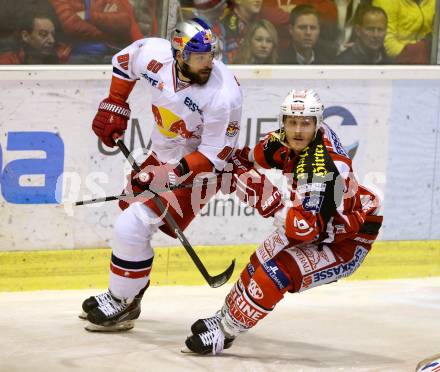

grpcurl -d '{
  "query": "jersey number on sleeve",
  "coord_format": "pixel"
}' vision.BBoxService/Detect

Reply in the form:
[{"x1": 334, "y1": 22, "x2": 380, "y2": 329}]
[{"x1": 147, "y1": 60, "x2": 163, "y2": 73}]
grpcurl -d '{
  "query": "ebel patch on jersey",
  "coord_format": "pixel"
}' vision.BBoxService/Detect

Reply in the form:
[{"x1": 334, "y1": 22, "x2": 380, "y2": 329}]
[{"x1": 302, "y1": 195, "x2": 324, "y2": 212}]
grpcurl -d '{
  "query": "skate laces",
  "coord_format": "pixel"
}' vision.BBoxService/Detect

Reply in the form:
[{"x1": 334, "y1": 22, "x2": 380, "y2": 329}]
[
  {"x1": 203, "y1": 313, "x2": 222, "y2": 331},
  {"x1": 95, "y1": 292, "x2": 113, "y2": 307},
  {"x1": 199, "y1": 329, "x2": 226, "y2": 355},
  {"x1": 98, "y1": 297, "x2": 128, "y2": 317}
]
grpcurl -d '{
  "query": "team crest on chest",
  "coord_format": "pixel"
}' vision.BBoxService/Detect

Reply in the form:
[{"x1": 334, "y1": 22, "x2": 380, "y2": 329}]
[{"x1": 226, "y1": 121, "x2": 240, "y2": 137}]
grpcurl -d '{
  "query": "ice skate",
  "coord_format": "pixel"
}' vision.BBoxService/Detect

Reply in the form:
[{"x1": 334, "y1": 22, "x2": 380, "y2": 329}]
[
  {"x1": 190, "y1": 311, "x2": 222, "y2": 335},
  {"x1": 183, "y1": 327, "x2": 235, "y2": 355},
  {"x1": 85, "y1": 293, "x2": 141, "y2": 332},
  {"x1": 79, "y1": 291, "x2": 113, "y2": 320},
  {"x1": 79, "y1": 282, "x2": 149, "y2": 320}
]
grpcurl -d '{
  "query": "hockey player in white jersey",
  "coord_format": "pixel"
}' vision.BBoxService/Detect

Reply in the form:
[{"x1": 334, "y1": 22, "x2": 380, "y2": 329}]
[{"x1": 81, "y1": 18, "x2": 243, "y2": 331}]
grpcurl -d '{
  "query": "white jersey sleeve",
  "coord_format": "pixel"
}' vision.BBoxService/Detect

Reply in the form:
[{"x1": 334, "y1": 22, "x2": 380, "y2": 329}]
[
  {"x1": 198, "y1": 64, "x2": 243, "y2": 171},
  {"x1": 111, "y1": 38, "x2": 173, "y2": 82}
]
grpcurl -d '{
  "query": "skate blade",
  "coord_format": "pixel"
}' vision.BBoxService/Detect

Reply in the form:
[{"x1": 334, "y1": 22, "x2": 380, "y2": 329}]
[
  {"x1": 78, "y1": 311, "x2": 87, "y2": 320},
  {"x1": 180, "y1": 346, "x2": 214, "y2": 355},
  {"x1": 85, "y1": 320, "x2": 135, "y2": 332},
  {"x1": 181, "y1": 346, "x2": 197, "y2": 354}
]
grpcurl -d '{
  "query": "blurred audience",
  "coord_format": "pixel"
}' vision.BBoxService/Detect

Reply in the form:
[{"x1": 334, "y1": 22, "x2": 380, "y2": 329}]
[
  {"x1": 0, "y1": 0, "x2": 22, "y2": 57},
  {"x1": 0, "y1": 12, "x2": 70, "y2": 64},
  {"x1": 372, "y1": 0, "x2": 434, "y2": 64},
  {"x1": 191, "y1": 0, "x2": 228, "y2": 26},
  {"x1": 334, "y1": 0, "x2": 363, "y2": 52},
  {"x1": 49, "y1": 0, "x2": 142, "y2": 63},
  {"x1": 280, "y1": 5, "x2": 331, "y2": 64},
  {"x1": 0, "y1": 0, "x2": 71, "y2": 64},
  {"x1": 129, "y1": 0, "x2": 160, "y2": 36},
  {"x1": 214, "y1": 0, "x2": 264, "y2": 63},
  {"x1": 335, "y1": 5, "x2": 391, "y2": 64},
  {"x1": 0, "y1": 0, "x2": 437, "y2": 65},
  {"x1": 233, "y1": 18, "x2": 278, "y2": 63}
]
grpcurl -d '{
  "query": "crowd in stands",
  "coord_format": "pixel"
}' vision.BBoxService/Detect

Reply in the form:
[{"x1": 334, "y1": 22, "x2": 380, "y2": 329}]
[
  {"x1": 0, "y1": 0, "x2": 164, "y2": 64},
  {"x1": 0, "y1": 0, "x2": 436, "y2": 64}
]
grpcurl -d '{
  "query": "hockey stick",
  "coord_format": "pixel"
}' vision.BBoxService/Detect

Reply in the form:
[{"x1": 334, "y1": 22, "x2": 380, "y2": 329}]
[
  {"x1": 72, "y1": 180, "x2": 215, "y2": 206},
  {"x1": 116, "y1": 139, "x2": 235, "y2": 288}
]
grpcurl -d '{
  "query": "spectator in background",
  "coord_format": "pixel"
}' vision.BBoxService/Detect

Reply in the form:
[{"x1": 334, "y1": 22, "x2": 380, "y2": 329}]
[
  {"x1": 280, "y1": 5, "x2": 331, "y2": 64},
  {"x1": 233, "y1": 19, "x2": 278, "y2": 63},
  {"x1": 129, "y1": 0, "x2": 159, "y2": 36},
  {"x1": 261, "y1": 1, "x2": 339, "y2": 52},
  {"x1": 0, "y1": 0, "x2": 70, "y2": 64},
  {"x1": 372, "y1": 0, "x2": 434, "y2": 64},
  {"x1": 191, "y1": 0, "x2": 228, "y2": 27},
  {"x1": 129, "y1": 0, "x2": 181, "y2": 38},
  {"x1": 334, "y1": 0, "x2": 365, "y2": 52},
  {"x1": 49, "y1": 0, "x2": 143, "y2": 63},
  {"x1": 214, "y1": 0, "x2": 264, "y2": 63},
  {"x1": 0, "y1": 12, "x2": 70, "y2": 64},
  {"x1": 0, "y1": 0, "x2": 22, "y2": 57},
  {"x1": 335, "y1": 5, "x2": 391, "y2": 64}
]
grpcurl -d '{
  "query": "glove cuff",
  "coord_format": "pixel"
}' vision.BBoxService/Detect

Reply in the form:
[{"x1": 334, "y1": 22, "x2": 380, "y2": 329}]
[{"x1": 99, "y1": 99, "x2": 131, "y2": 119}]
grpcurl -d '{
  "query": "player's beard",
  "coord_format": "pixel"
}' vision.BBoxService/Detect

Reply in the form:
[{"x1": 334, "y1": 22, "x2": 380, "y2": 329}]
[{"x1": 180, "y1": 62, "x2": 212, "y2": 85}]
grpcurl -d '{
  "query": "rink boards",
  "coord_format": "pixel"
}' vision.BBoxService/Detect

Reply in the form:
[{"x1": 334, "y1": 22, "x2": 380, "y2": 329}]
[
  {"x1": 1, "y1": 66, "x2": 440, "y2": 253},
  {"x1": 0, "y1": 240, "x2": 439, "y2": 291},
  {"x1": 1, "y1": 66, "x2": 440, "y2": 291}
]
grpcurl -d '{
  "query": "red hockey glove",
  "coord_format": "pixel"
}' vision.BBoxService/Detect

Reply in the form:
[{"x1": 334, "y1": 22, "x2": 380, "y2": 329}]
[
  {"x1": 284, "y1": 207, "x2": 319, "y2": 241},
  {"x1": 230, "y1": 146, "x2": 253, "y2": 176},
  {"x1": 219, "y1": 146, "x2": 253, "y2": 195},
  {"x1": 235, "y1": 169, "x2": 283, "y2": 218},
  {"x1": 130, "y1": 162, "x2": 180, "y2": 192},
  {"x1": 92, "y1": 97, "x2": 130, "y2": 147}
]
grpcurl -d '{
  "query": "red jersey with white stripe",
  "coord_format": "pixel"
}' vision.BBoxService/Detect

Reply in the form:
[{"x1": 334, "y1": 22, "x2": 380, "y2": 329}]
[{"x1": 112, "y1": 37, "x2": 243, "y2": 170}]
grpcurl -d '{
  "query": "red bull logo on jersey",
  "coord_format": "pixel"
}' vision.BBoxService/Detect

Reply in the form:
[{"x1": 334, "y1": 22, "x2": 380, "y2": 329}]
[{"x1": 152, "y1": 105, "x2": 200, "y2": 139}]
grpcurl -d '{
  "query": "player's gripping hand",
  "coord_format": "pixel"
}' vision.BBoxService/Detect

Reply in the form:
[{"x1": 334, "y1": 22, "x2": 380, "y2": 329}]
[
  {"x1": 230, "y1": 146, "x2": 253, "y2": 176},
  {"x1": 131, "y1": 163, "x2": 179, "y2": 192},
  {"x1": 284, "y1": 207, "x2": 319, "y2": 241},
  {"x1": 235, "y1": 169, "x2": 283, "y2": 218},
  {"x1": 92, "y1": 97, "x2": 131, "y2": 147},
  {"x1": 219, "y1": 146, "x2": 253, "y2": 195}
]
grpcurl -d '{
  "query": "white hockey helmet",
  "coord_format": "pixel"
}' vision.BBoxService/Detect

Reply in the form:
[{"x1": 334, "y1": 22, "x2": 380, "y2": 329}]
[{"x1": 279, "y1": 89, "x2": 324, "y2": 134}]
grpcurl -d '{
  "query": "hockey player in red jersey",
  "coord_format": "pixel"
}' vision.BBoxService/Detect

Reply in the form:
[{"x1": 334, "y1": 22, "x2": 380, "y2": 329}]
[
  {"x1": 81, "y1": 18, "x2": 243, "y2": 331},
  {"x1": 184, "y1": 89, "x2": 383, "y2": 354}
]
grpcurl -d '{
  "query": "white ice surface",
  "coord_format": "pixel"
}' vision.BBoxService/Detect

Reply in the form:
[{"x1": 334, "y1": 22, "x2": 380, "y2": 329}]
[{"x1": 1, "y1": 278, "x2": 439, "y2": 372}]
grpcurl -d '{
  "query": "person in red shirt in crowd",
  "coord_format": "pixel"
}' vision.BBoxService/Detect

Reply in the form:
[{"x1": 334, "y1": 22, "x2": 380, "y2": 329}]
[
  {"x1": 49, "y1": 0, "x2": 142, "y2": 63},
  {"x1": 0, "y1": 13, "x2": 70, "y2": 64}
]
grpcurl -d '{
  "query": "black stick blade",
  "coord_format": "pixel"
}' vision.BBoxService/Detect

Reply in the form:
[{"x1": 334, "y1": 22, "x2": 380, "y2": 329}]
[{"x1": 208, "y1": 259, "x2": 235, "y2": 288}]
